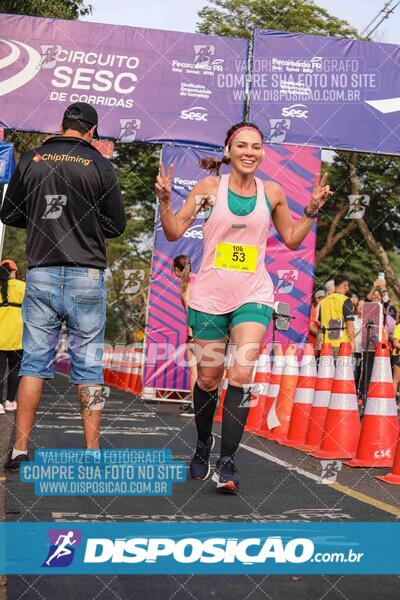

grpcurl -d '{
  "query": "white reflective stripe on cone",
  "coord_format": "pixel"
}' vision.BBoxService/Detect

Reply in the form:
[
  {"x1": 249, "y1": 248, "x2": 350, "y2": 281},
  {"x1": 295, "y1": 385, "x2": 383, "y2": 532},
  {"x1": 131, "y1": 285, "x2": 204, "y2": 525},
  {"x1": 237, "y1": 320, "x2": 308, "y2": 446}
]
[
  {"x1": 266, "y1": 383, "x2": 280, "y2": 398},
  {"x1": 313, "y1": 390, "x2": 331, "y2": 408},
  {"x1": 333, "y1": 365, "x2": 356, "y2": 380},
  {"x1": 257, "y1": 353, "x2": 270, "y2": 368},
  {"x1": 253, "y1": 382, "x2": 269, "y2": 395},
  {"x1": 294, "y1": 387, "x2": 315, "y2": 405},
  {"x1": 364, "y1": 397, "x2": 398, "y2": 417},
  {"x1": 370, "y1": 357, "x2": 394, "y2": 383},
  {"x1": 273, "y1": 358, "x2": 286, "y2": 371},
  {"x1": 282, "y1": 365, "x2": 298, "y2": 376},
  {"x1": 328, "y1": 392, "x2": 358, "y2": 410}
]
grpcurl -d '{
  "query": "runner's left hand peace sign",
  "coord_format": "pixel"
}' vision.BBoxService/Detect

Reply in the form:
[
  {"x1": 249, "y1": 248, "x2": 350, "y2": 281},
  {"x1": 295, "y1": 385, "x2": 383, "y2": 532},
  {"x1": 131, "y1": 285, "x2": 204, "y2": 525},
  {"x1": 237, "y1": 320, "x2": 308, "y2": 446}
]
[{"x1": 308, "y1": 172, "x2": 333, "y2": 214}]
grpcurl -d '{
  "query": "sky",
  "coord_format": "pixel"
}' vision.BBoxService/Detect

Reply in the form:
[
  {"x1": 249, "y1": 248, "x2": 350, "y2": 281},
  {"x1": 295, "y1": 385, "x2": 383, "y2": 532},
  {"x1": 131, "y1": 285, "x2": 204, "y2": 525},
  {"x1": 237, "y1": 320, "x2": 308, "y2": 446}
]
[{"x1": 84, "y1": 0, "x2": 400, "y2": 44}]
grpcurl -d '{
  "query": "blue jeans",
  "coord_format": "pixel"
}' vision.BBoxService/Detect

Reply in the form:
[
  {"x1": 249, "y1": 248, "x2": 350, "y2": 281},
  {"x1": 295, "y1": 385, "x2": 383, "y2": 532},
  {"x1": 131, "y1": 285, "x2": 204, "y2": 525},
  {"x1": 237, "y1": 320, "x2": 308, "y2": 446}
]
[{"x1": 20, "y1": 267, "x2": 106, "y2": 384}]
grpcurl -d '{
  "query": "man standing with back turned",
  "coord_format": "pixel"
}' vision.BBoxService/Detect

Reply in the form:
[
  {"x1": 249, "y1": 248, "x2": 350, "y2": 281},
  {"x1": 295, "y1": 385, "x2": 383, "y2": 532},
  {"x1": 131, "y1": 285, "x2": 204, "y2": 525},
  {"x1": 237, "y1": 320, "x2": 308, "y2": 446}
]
[{"x1": 0, "y1": 102, "x2": 127, "y2": 469}]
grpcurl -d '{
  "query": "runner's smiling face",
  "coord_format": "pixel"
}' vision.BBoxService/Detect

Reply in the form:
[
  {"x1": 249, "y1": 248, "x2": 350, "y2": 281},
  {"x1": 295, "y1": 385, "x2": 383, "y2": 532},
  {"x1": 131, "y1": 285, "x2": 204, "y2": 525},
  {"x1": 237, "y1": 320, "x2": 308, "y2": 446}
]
[{"x1": 228, "y1": 130, "x2": 263, "y2": 176}]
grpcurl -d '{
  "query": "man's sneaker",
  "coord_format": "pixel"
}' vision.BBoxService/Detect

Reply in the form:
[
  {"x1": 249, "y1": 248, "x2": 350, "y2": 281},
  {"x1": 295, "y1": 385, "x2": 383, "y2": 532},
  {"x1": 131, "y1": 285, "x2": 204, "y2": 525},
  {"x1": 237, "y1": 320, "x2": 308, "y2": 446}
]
[
  {"x1": 180, "y1": 403, "x2": 195, "y2": 417},
  {"x1": 212, "y1": 456, "x2": 240, "y2": 494},
  {"x1": 5, "y1": 400, "x2": 17, "y2": 412},
  {"x1": 0, "y1": 404, "x2": 5, "y2": 415},
  {"x1": 4, "y1": 450, "x2": 29, "y2": 471},
  {"x1": 189, "y1": 435, "x2": 215, "y2": 480}
]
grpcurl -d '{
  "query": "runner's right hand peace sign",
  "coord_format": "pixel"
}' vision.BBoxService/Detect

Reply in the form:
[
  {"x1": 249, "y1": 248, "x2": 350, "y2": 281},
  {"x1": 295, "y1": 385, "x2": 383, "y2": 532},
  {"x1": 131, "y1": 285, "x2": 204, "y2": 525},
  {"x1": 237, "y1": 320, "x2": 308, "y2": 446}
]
[{"x1": 155, "y1": 163, "x2": 174, "y2": 204}]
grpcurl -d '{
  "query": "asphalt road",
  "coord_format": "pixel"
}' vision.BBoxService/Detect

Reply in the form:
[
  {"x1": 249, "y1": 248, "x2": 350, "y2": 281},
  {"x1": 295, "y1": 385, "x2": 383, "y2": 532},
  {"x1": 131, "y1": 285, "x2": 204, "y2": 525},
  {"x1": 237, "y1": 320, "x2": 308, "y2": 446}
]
[{"x1": 2, "y1": 373, "x2": 400, "y2": 599}]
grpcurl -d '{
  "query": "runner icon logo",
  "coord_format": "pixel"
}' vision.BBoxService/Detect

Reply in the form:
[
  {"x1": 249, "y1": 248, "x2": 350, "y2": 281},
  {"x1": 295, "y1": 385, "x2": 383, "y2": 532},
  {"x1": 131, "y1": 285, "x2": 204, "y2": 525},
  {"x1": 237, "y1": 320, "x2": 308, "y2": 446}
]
[
  {"x1": 42, "y1": 529, "x2": 82, "y2": 567},
  {"x1": 42, "y1": 195, "x2": 67, "y2": 220},
  {"x1": 119, "y1": 118, "x2": 142, "y2": 142},
  {"x1": 40, "y1": 44, "x2": 62, "y2": 69},
  {"x1": 275, "y1": 270, "x2": 298, "y2": 294},
  {"x1": 193, "y1": 44, "x2": 222, "y2": 68},
  {"x1": 122, "y1": 269, "x2": 145, "y2": 295},
  {"x1": 268, "y1": 119, "x2": 291, "y2": 143},
  {"x1": 346, "y1": 195, "x2": 370, "y2": 220},
  {"x1": 319, "y1": 460, "x2": 342, "y2": 484}
]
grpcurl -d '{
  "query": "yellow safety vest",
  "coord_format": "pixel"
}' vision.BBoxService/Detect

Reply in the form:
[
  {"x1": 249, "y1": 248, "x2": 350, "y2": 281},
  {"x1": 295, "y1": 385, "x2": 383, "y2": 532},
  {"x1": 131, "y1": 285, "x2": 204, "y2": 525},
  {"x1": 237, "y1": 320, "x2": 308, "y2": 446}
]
[
  {"x1": 0, "y1": 279, "x2": 25, "y2": 351},
  {"x1": 319, "y1": 292, "x2": 350, "y2": 347}
]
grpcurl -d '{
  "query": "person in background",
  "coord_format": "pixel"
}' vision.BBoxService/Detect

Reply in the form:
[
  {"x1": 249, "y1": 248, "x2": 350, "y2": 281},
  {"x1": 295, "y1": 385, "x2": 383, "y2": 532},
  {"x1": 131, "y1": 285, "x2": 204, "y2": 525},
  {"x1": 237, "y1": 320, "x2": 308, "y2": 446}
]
[
  {"x1": 386, "y1": 304, "x2": 396, "y2": 339},
  {"x1": 0, "y1": 260, "x2": 25, "y2": 414},
  {"x1": 351, "y1": 293, "x2": 359, "y2": 308},
  {"x1": 0, "y1": 102, "x2": 126, "y2": 470},
  {"x1": 325, "y1": 280, "x2": 335, "y2": 295},
  {"x1": 172, "y1": 255, "x2": 197, "y2": 417},
  {"x1": 353, "y1": 298, "x2": 364, "y2": 397},
  {"x1": 318, "y1": 275, "x2": 355, "y2": 358},
  {"x1": 309, "y1": 288, "x2": 325, "y2": 353},
  {"x1": 392, "y1": 310, "x2": 400, "y2": 407}
]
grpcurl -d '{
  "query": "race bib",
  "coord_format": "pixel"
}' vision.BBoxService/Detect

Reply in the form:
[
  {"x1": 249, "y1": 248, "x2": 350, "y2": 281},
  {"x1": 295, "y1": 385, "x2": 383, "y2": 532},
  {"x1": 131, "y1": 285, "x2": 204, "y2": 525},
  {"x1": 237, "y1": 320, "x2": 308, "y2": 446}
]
[{"x1": 213, "y1": 242, "x2": 258, "y2": 273}]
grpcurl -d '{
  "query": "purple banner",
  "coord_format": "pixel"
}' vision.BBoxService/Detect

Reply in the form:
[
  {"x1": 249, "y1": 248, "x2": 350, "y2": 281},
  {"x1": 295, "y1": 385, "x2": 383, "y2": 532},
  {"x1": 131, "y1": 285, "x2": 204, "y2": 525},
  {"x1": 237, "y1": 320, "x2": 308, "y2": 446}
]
[
  {"x1": 0, "y1": 14, "x2": 247, "y2": 145},
  {"x1": 249, "y1": 29, "x2": 400, "y2": 155},
  {"x1": 143, "y1": 143, "x2": 320, "y2": 394}
]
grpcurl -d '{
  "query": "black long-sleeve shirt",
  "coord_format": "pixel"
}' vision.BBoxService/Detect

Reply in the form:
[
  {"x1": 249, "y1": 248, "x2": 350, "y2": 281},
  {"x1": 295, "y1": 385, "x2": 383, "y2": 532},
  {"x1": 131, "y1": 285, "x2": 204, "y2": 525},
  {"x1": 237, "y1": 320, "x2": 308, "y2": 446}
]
[{"x1": 0, "y1": 136, "x2": 126, "y2": 269}]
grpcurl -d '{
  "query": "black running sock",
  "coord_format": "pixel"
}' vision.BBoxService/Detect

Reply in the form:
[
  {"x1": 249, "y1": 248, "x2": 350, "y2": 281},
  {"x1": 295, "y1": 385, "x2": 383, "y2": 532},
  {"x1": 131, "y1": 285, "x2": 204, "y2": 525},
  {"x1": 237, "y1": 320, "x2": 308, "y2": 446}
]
[
  {"x1": 220, "y1": 384, "x2": 251, "y2": 458},
  {"x1": 193, "y1": 382, "x2": 219, "y2": 443}
]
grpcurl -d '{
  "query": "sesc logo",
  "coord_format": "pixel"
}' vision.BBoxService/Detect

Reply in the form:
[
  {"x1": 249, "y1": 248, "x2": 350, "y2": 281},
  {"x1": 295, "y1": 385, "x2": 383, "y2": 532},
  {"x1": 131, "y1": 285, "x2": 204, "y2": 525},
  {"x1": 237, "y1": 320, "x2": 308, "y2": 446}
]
[
  {"x1": 42, "y1": 529, "x2": 82, "y2": 568},
  {"x1": 282, "y1": 104, "x2": 309, "y2": 119},
  {"x1": 180, "y1": 107, "x2": 208, "y2": 122},
  {"x1": 0, "y1": 38, "x2": 41, "y2": 96},
  {"x1": 183, "y1": 224, "x2": 204, "y2": 240}
]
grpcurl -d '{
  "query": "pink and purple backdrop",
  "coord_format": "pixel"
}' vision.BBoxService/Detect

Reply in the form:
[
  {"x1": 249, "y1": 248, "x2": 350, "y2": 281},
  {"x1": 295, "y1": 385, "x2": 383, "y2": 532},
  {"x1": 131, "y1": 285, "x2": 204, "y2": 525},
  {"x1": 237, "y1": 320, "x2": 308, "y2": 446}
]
[{"x1": 143, "y1": 144, "x2": 321, "y2": 393}]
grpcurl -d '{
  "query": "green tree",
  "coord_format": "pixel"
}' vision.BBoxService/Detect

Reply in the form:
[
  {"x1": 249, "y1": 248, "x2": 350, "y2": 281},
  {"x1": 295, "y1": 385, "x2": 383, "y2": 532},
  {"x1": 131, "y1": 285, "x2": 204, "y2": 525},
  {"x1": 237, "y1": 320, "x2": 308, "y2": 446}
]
[
  {"x1": 197, "y1": 0, "x2": 358, "y2": 38},
  {"x1": 316, "y1": 152, "x2": 400, "y2": 299},
  {"x1": 2, "y1": 0, "x2": 91, "y2": 19},
  {"x1": 105, "y1": 142, "x2": 160, "y2": 343}
]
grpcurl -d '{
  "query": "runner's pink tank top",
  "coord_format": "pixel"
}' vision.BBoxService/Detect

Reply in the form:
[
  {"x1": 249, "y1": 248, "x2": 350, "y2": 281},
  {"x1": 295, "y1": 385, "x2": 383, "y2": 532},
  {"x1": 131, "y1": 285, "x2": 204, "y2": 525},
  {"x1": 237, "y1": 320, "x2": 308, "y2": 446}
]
[{"x1": 188, "y1": 173, "x2": 274, "y2": 314}]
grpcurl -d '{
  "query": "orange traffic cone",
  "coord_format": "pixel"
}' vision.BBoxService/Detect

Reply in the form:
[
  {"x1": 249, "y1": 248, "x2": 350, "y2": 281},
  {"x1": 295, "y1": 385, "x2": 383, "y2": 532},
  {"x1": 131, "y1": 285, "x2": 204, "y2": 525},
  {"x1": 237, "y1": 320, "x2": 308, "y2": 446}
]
[
  {"x1": 128, "y1": 347, "x2": 143, "y2": 396},
  {"x1": 376, "y1": 436, "x2": 400, "y2": 485},
  {"x1": 214, "y1": 344, "x2": 233, "y2": 423},
  {"x1": 245, "y1": 346, "x2": 272, "y2": 432},
  {"x1": 280, "y1": 344, "x2": 317, "y2": 447},
  {"x1": 346, "y1": 342, "x2": 398, "y2": 468},
  {"x1": 297, "y1": 343, "x2": 334, "y2": 452},
  {"x1": 102, "y1": 345, "x2": 113, "y2": 385},
  {"x1": 256, "y1": 344, "x2": 285, "y2": 438},
  {"x1": 264, "y1": 344, "x2": 299, "y2": 442},
  {"x1": 312, "y1": 342, "x2": 360, "y2": 460}
]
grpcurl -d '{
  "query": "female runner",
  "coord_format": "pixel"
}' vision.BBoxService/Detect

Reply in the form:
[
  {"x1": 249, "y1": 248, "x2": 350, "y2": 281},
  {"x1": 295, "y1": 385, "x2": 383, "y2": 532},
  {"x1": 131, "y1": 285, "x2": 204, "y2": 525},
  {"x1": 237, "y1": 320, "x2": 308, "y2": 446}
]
[{"x1": 156, "y1": 121, "x2": 332, "y2": 494}]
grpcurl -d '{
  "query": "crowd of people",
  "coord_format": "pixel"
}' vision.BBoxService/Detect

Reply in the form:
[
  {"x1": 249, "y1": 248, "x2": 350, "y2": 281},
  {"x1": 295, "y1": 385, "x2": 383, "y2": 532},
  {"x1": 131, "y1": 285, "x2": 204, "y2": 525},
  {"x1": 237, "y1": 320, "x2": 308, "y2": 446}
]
[{"x1": 309, "y1": 274, "x2": 400, "y2": 406}]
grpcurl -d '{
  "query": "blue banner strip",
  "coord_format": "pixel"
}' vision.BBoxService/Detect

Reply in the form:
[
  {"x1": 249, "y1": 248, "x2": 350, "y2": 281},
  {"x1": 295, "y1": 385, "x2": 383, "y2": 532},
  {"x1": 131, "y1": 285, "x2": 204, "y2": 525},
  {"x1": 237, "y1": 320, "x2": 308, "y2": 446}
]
[{"x1": 0, "y1": 522, "x2": 398, "y2": 574}]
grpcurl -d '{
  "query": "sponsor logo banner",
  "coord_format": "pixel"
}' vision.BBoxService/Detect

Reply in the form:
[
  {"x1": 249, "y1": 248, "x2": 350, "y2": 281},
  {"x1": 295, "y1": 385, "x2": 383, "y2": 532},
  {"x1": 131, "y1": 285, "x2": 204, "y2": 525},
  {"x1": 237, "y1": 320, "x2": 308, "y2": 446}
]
[
  {"x1": 0, "y1": 522, "x2": 399, "y2": 574},
  {"x1": 249, "y1": 29, "x2": 400, "y2": 155},
  {"x1": 0, "y1": 15, "x2": 247, "y2": 145}
]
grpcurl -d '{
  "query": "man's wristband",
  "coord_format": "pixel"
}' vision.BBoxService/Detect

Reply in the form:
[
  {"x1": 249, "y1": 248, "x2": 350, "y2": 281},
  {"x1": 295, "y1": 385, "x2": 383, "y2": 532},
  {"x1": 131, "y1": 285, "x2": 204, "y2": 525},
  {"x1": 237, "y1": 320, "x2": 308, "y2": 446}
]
[{"x1": 304, "y1": 206, "x2": 320, "y2": 219}]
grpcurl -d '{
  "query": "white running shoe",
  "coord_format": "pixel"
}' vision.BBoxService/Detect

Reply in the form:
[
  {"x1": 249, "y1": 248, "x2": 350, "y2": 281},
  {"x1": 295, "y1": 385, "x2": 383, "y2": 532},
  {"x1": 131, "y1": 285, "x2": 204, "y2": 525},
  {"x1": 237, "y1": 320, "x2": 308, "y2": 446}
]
[
  {"x1": 5, "y1": 400, "x2": 17, "y2": 411},
  {"x1": 0, "y1": 404, "x2": 5, "y2": 415}
]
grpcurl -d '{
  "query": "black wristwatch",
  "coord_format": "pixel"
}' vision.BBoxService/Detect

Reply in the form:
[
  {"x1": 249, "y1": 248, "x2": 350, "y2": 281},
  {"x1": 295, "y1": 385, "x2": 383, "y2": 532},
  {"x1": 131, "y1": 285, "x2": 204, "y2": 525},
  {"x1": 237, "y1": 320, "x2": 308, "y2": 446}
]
[{"x1": 304, "y1": 206, "x2": 320, "y2": 219}]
